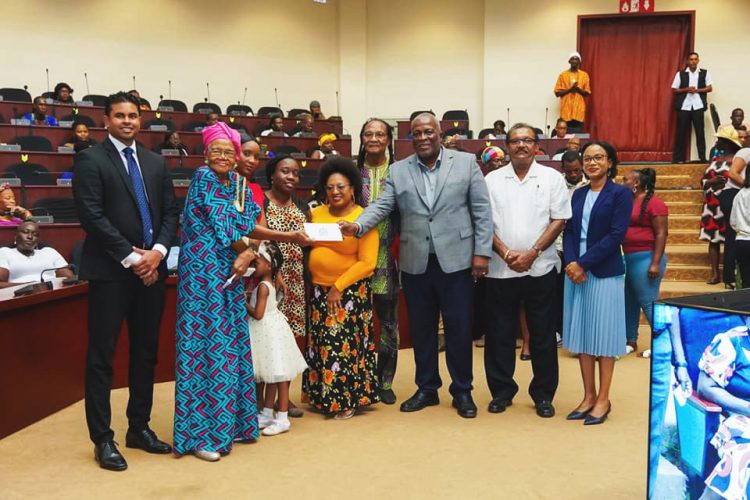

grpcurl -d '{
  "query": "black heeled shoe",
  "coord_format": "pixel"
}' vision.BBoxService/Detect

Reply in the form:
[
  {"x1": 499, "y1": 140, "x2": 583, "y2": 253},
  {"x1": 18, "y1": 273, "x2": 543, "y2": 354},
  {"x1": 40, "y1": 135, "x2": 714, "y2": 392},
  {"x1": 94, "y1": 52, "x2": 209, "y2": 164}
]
[
  {"x1": 520, "y1": 353, "x2": 532, "y2": 361},
  {"x1": 566, "y1": 406, "x2": 594, "y2": 420},
  {"x1": 584, "y1": 404, "x2": 612, "y2": 425}
]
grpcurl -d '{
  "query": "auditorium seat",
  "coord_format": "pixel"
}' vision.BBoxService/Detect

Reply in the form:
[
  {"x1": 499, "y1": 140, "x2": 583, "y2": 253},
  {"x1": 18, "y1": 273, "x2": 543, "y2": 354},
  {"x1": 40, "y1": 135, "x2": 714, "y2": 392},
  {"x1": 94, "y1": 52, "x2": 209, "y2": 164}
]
[
  {"x1": 82, "y1": 95, "x2": 107, "y2": 107},
  {"x1": 193, "y1": 102, "x2": 222, "y2": 115},
  {"x1": 0, "y1": 88, "x2": 32, "y2": 102},
  {"x1": 477, "y1": 128, "x2": 494, "y2": 139},
  {"x1": 226, "y1": 104, "x2": 253, "y2": 116},
  {"x1": 443, "y1": 109, "x2": 469, "y2": 121},
  {"x1": 145, "y1": 118, "x2": 176, "y2": 131},
  {"x1": 410, "y1": 110, "x2": 434, "y2": 121},
  {"x1": 4, "y1": 163, "x2": 55, "y2": 186},
  {"x1": 257, "y1": 106, "x2": 283, "y2": 117},
  {"x1": 227, "y1": 122, "x2": 248, "y2": 134},
  {"x1": 443, "y1": 127, "x2": 472, "y2": 139},
  {"x1": 170, "y1": 167, "x2": 196, "y2": 180},
  {"x1": 287, "y1": 108, "x2": 308, "y2": 118},
  {"x1": 14, "y1": 136, "x2": 53, "y2": 152},
  {"x1": 41, "y1": 91, "x2": 56, "y2": 100},
  {"x1": 139, "y1": 97, "x2": 152, "y2": 110},
  {"x1": 60, "y1": 114, "x2": 96, "y2": 128},
  {"x1": 271, "y1": 145, "x2": 302, "y2": 156},
  {"x1": 157, "y1": 99, "x2": 188, "y2": 112},
  {"x1": 181, "y1": 121, "x2": 205, "y2": 133},
  {"x1": 32, "y1": 197, "x2": 78, "y2": 223}
]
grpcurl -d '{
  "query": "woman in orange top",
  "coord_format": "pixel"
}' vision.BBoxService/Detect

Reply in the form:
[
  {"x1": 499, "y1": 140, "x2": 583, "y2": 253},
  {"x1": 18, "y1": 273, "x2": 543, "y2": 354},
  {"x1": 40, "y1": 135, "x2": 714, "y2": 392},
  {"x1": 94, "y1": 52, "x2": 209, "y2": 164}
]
[{"x1": 302, "y1": 157, "x2": 381, "y2": 419}]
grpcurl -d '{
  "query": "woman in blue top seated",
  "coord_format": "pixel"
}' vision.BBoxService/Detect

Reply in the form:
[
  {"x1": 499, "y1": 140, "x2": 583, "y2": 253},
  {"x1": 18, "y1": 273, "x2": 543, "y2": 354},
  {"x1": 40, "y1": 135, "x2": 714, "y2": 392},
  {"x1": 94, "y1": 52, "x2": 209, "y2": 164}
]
[{"x1": 562, "y1": 141, "x2": 632, "y2": 425}]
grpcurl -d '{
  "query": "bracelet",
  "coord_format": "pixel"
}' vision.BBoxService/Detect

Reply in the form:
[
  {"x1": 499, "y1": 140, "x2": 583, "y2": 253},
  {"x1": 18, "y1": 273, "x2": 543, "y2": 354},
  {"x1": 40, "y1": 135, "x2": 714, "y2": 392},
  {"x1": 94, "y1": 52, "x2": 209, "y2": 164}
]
[
  {"x1": 503, "y1": 249, "x2": 511, "y2": 261},
  {"x1": 532, "y1": 244, "x2": 542, "y2": 256},
  {"x1": 675, "y1": 361, "x2": 688, "y2": 368}
]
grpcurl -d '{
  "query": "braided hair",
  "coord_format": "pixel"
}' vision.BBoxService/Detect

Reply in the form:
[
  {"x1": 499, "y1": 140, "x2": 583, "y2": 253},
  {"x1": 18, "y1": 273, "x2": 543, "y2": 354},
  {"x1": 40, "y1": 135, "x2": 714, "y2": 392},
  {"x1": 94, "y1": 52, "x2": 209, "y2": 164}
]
[
  {"x1": 634, "y1": 168, "x2": 657, "y2": 222},
  {"x1": 356, "y1": 118, "x2": 394, "y2": 169},
  {"x1": 260, "y1": 241, "x2": 284, "y2": 282}
]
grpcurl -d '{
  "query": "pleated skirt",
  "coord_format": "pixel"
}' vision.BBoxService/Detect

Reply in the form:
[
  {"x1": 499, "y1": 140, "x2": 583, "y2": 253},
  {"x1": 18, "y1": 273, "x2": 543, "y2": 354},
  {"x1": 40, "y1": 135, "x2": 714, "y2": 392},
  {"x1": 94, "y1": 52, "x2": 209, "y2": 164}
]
[{"x1": 562, "y1": 272, "x2": 626, "y2": 357}]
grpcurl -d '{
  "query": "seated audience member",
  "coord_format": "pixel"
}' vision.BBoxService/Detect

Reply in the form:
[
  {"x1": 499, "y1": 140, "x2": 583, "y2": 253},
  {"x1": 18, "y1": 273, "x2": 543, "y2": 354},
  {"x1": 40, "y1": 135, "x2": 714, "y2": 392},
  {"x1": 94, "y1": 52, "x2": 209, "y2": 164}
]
[
  {"x1": 0, "y1": 220, "x2": 75, "y2": 286},
  {"x1": 552, "y1": 136, "x2": 582, "y2": 160},
  {"x1": 157, "y1": 131, "x2": 189, "y2": 155},
  {"x1": 492, "y1": 120, "x2": 506, "y2": 137},
  {"x1": 561, "y1": 150, "x2": 587, "y2": 190},
  {"x1": 311, "y1": 133, "x2": 339, "y2": 160},
  {"x1": 206, "y1": 112, "x2": 220, "y2": 127},
  {"x1": 721, "y1": 108, "x2": 749, "y2": 131},
  {"x1": 551, "y1": 118, "x2": 573, "y2": 139},
  {"x1": 309, "y1": 100, "x2": 327, "y2": 120},
  {"x1": 0, "y1": 183, "x2": 32, "y2": 226},
  {"x1": 293, "y1": 113, "x2": 316, "y2": 137},
  {"x1": 63, "y1": 121, "x2": 97, "y2": 150},
  {"x1": 261, "y1": 115, "x2": 288, "y2": 137},
  {"x1": 442, "y1": 133, "x2": 460, "y2": 150},
  {"x1": 22, "y1": 96, "x2": 58, "y2": 126},
  {"x1": 128, "y1": 90, "x2": 151, "y2": 111},
  {"x1": 738, "y1": 126, "x2": 748, "y2": 146},
  {"x1": 53, "y1": 82, "x2": 75, "y2": 104},
  {"x1": 481, "y1": 146, "x2": 507, "y2": 171}
]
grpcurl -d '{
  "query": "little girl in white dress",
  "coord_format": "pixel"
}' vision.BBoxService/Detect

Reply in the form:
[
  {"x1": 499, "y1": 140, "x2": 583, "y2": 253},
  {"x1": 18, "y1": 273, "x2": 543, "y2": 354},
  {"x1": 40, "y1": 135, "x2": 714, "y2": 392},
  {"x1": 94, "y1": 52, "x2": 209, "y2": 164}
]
[{"x1": 247, "y1": 241, "x2": 308, "y2": 436}]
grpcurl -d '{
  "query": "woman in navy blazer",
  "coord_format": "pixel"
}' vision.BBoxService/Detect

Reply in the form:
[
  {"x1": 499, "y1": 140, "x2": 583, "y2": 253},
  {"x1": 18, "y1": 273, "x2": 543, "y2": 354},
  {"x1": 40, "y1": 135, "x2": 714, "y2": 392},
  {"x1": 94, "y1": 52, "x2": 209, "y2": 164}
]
[{"x1": 562, "y1": 141, "x2": 633, "y2": 425}]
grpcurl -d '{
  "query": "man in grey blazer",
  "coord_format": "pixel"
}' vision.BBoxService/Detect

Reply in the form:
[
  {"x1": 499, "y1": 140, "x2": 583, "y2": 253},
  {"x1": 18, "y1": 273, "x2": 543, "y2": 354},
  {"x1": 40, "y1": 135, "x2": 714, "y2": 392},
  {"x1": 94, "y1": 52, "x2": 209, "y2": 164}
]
[{"x1": 340, "y1": 113, "x2": 492, "y2": 418}]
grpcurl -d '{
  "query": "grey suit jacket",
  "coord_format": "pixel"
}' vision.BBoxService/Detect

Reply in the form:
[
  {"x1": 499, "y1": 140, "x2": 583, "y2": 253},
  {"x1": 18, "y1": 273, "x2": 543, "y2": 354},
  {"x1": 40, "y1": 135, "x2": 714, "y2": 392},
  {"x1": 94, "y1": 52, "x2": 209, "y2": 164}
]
[{"x1": 356, "y1": 148, "x2": 492, "y2": 274}]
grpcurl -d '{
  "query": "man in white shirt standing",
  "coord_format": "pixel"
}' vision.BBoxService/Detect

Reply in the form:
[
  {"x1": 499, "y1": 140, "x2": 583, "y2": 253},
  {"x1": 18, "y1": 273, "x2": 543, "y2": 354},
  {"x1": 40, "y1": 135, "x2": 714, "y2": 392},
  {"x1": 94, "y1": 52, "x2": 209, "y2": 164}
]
[
  {"x1": 672, "y1": 52, "x2": 713, "y2": 163},
  {"x1": 483, "y1": 123, "x2": 571, "y2": 418}
]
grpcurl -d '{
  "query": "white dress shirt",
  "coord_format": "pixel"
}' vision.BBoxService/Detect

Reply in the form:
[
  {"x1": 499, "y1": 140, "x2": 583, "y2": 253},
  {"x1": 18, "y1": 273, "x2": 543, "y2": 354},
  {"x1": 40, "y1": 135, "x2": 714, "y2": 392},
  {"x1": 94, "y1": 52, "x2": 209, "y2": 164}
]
[
  {"x1": 0, "y1": 246, "x2": 68, "y2": 282},
  {"x1": 485, "y1": 161, "x2": 572, "y2": 278},
  {"x1": 108, "y1": 135, "x2": 167, "y2": 267},
  {"x1": 731, "y1": 187, "x2": 750, "y2": 241},
  {"x1": 671, "y1": 67, "x2": 713, "y2": 111}
]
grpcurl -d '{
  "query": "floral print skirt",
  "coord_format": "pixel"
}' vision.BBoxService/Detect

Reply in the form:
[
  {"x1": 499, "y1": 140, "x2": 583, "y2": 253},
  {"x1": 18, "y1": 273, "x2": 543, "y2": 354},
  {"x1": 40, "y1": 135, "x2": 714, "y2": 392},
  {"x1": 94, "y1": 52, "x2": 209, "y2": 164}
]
[{"x1": 302, "y1": 279, "x2": 380, "y2": 413}]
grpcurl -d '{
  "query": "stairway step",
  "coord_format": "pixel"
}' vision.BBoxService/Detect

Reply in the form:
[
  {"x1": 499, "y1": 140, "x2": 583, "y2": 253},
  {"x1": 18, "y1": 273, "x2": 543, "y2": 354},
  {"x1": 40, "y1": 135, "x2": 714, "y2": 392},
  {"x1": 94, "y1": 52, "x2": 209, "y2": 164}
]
[
  {"x1": 666, "y1": 244, "x2": 719, "y2": 266},
  {"x1": 667, "y1": 229, "x2": 701, "y2": 244},
  {"x1": 668, "y1": 215, "x2": 701, "y2": 230},
  {"x1": 657, "y1": 189, "x2": 703, "y2": 203},
  {"x1": 620, "y1": 164, "x2": 708, "y2": 175},
  {"x1": 666, "y1": 201, "x2": 703, "y2": 215},
  {"x1": 664, "y1": 263, "x2": 712, "y2": 281}
]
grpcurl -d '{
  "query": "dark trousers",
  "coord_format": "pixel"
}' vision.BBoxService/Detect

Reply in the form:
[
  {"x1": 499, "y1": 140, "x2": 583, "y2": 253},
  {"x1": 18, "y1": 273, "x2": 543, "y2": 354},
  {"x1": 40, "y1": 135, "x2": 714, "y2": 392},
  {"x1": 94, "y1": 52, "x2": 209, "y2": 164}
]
[
  {"x1": 85, "y1": 276, "x2": 166, "y2": 444},
  {"x1": 471, "y1": 278, "x2": 489, "y2": 340},
  {"x1": 566, "y1": 120, "x2": 584, "y2": 134},
  {"x1": 674, "y1": 109, "x2": 706, "y2": 162},
  {"x1": 736, "y1": 240, "x2": 750, "y2": 288},
  {"x1": 401, "y1": 255, "x2": 474, "y2": 396},
  {"x1": 374, "y1": 292, "x2": 399, "y2": 390},
  {"x1": 484, "y1": 271, "x2": 558, "y2": 403},
  {"x1": 720, "y1": 189, "x2": 739, "y2": 284}
]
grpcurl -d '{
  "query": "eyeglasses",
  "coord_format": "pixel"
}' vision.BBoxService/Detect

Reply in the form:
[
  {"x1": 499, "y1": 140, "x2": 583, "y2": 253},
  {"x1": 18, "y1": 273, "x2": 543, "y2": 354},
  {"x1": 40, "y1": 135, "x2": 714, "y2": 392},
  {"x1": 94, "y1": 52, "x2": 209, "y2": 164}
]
[
  {"x1": 363, "y1": 131, "x2": 388, "y2": 139},
  {"x1": 325, "y1": 184, "x2": 351, "y2": 192},
  {"x1": 207, "y1": 148, "x2": 236, "y2": 159},
  {"x1": 507, "y1": 138, "x2": 537, "y2": 146},
  {"x1": 582, "y1": 154, "x2": 608, "y2": 163}
]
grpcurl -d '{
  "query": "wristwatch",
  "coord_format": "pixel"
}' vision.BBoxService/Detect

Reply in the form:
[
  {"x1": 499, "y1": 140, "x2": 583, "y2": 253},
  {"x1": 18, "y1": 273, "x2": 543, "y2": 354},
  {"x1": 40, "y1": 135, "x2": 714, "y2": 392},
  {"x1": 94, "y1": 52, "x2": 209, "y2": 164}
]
[{"x1": 532, "y1": 244, "x2": 542, "y2": 256}]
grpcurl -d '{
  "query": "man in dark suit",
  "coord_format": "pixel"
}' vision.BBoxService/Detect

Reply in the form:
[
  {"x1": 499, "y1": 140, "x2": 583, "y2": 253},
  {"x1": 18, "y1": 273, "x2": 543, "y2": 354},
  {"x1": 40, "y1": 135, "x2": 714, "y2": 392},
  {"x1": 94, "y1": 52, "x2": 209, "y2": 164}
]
[
  {"x1": 73, "y1": 92, "x2": 178, "y2": 471},
  {"x1": 340, "y1": 113, "x2": 493, "y2": 419}
]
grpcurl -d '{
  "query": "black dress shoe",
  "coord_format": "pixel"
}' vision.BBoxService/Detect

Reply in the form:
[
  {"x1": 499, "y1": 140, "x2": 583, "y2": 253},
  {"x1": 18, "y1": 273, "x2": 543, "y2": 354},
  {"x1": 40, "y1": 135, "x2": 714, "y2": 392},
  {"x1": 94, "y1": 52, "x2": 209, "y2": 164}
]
[
  {"x1": 535, "y1": 400, "x2": 555, "y2": 418},
  {"x1": 566, "y1": 406, "x2": 593, "y2": 420},
  {"x1": 488, "y1": 398, "x2": 513, "y2": 414},
  {"x1": 94, "y1": 441, "x2": 128, "y2": 471},
  {"x1": 126, "y1": 428, "x2": 172, "y2": 454},
  {"x1": 399, "y1": 390, "x2": 439, "y2": 412},
  {"x1": 378, "y1": 388, "x2": 397, "y2": 405},
  {"x1": 520, "y1": 353, "x2": 532, "y2": 361},
  {"x1": 584, "y1": 404, "x2": 612, "y2": 425},
  {"x1": 452, "y1": 393, "x2": 477, "y2": 418}
]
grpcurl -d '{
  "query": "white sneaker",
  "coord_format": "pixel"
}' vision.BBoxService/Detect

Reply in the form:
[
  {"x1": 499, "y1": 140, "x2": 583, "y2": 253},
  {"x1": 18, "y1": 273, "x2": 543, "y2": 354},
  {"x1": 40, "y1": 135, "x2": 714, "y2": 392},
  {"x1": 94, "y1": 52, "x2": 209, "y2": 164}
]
[
  {"x1": 194, "y1": 449, "x2": 220, "y2": 462},
  {"x1": 258, "y1": 412, "x2": 274, "y2": 429},
  {"x1": 262, "y1": 419, "x2": 290, "y2": 436}
]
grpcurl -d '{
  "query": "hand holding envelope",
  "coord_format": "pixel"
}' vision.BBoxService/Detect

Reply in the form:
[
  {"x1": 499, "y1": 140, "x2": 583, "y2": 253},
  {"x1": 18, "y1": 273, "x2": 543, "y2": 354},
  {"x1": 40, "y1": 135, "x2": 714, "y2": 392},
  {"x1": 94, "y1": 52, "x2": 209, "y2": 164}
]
[{"x1": 304, "y1": 223, "x2": 343, "y2": 242}]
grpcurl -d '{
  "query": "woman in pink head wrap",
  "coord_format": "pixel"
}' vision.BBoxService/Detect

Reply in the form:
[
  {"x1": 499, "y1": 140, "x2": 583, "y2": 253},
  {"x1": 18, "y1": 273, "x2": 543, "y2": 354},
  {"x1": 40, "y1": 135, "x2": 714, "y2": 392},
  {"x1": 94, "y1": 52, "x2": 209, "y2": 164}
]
[{"x1": 173, "y1": 122, "x2": 311, "y2": 462}]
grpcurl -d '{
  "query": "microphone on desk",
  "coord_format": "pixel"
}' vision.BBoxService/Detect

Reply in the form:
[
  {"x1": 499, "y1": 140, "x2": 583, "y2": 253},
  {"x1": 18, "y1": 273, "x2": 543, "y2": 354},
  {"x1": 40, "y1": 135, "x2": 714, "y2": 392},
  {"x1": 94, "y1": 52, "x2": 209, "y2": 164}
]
[
  {"x1": 274, "y1": 87, "x2": 280, "y2": 110},
  {"x1": 544, "y1": 107, "x2": 549, "y2": 134},
  {"x1": 132, "y1": 75, "x2": 136, "y2": 89},
  {"x1": 45, "y1": 68, "x2": 50, "y2": 94},
  {"x1": 168, "y1": 80, "x2": 172, "y2": 100},
  {"x1": 506, "y1": 107, "x2": 510, "y2": 127},
  {"x1": 84, "y1": 72, "x2": 90, "y2": 96},
  {"x1": 336, "y1": 90, "x2": 340, "y2": 117},
  {"x1": 40, "y1": 264, "x2": 74, "y2": 288},
  {"x1": 206, "y1": 82, "x2": 211, "y2": 103},
  {"x1": 242, "y1": 87, "x2": 247, "y2": 105}
]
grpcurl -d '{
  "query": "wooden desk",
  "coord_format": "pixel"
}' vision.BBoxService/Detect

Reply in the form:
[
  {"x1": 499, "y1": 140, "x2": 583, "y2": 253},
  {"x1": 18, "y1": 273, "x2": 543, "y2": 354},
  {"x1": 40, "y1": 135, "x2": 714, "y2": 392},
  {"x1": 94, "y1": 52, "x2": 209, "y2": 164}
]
[
  {"x1": 0, "y1": 101, "x2": 343, "y2": 136},
  {"x1": 0, "y1": 279, "x2": 178, "y2": 439},
  {"x1": 394, "y1": 138, "x2": 570, "y2": 161},
  {"x1": 397, "y1": 119, "x2": 469, "y2": 139}
]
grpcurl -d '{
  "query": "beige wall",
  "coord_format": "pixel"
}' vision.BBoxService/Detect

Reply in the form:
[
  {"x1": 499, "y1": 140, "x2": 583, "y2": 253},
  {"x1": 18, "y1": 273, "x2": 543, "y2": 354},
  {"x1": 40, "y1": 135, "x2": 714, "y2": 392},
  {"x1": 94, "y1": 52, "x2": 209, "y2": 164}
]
[
  {"x1": 0, "y1": 0, "x2": 341, "y2": 115},
  {"x1": 1, "y1": 0, "x2": 747, "y2": 154}
]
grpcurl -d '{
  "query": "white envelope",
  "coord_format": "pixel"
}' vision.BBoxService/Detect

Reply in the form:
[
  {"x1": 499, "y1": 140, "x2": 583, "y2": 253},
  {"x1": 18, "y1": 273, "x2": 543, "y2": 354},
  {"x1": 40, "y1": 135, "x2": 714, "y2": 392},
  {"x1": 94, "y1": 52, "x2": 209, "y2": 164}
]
[{"x1": 304, "y1": 223, "x2": 343, "y2": 242}]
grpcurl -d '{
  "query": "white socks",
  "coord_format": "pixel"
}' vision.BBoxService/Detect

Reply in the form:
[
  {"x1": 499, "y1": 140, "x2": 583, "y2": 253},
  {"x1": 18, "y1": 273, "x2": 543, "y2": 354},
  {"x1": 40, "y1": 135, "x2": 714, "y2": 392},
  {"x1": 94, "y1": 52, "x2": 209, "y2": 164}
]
[{"x1": 262, "y1": 410, "x2": 291, "y2": 436}]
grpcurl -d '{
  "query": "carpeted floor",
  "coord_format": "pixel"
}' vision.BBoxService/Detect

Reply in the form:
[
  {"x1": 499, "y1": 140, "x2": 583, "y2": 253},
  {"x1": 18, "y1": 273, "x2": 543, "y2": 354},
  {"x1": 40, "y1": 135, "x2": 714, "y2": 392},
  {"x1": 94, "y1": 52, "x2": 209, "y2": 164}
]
[{"x1": 0, "y1": 337, "x2": 651, "y2": 500}]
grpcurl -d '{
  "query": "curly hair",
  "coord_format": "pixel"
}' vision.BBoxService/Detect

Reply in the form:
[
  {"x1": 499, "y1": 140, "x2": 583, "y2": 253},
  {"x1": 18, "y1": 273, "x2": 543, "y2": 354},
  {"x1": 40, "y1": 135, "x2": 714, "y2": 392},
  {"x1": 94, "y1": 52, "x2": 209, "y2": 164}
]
[{"x1": 314, "y1": 156, "x2": 363, "y2": 205}]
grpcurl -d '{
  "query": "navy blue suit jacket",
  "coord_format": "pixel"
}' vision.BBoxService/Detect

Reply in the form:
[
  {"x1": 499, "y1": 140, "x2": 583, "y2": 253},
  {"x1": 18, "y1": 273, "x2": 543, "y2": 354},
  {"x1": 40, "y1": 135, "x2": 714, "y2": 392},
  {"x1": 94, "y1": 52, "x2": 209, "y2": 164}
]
[{"x1": 563, "y1": 179, "x2": 633, "y2": 278}]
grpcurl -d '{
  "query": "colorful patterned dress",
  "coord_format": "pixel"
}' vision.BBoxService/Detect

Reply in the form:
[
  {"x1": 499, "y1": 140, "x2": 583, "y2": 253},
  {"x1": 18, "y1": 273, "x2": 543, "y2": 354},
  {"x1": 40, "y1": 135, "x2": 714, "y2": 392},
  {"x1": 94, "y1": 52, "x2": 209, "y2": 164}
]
[
  {"x1": 263, "y1": 196, "x2": 308, "y2": 339},
  {"x1": 700, "y1": 161, "x2": 731, "y2": 243},
  {"x1": 699, "y1": 326, "x2": 750, "y2": 499},
  {"x1": 302, "y1": 204, "x2": 381, "y2": 413},
  {"x1": 173, "y1": 166, "x2": 260, "y2": 456}
]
